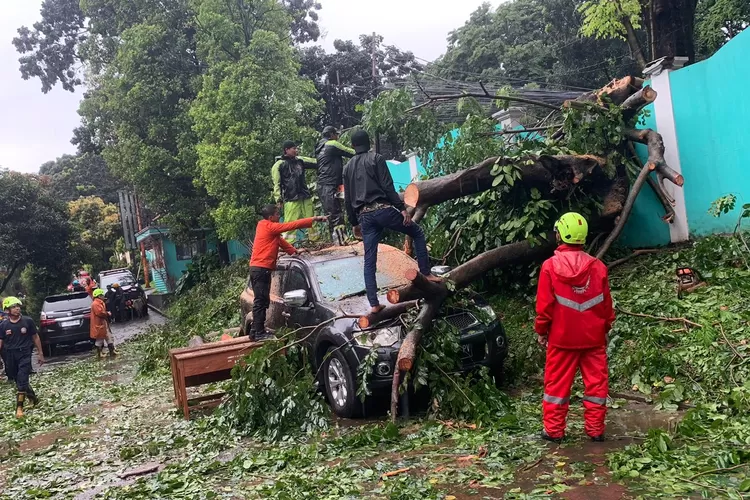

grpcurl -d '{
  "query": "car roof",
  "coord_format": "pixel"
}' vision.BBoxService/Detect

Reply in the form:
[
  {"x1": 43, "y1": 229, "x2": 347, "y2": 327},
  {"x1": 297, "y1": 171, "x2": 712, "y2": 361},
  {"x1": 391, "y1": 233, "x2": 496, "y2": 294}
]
[{"x1": 99, "y1": 268, "x2": 132, "y2": 277}]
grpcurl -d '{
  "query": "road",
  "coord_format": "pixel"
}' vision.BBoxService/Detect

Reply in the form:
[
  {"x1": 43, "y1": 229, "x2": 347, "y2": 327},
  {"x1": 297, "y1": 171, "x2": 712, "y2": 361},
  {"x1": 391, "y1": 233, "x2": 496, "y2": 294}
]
[{"x1": 33, "y1": 311, "x2": 166, "y2": 372}]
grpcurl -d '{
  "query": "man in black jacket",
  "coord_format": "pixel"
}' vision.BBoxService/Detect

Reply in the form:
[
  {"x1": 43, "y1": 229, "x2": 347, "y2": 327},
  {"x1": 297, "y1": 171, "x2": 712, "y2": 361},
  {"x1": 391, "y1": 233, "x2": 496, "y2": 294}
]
[
  {"x1": 315, "y1": 126, "x2": 354, "y2": 245},
  {"x1": 271, "y1": 141, "x2": 319, "y2": 243},
  {"x1": 343, "y1": 130, "x2": 438, "y2": 314}
]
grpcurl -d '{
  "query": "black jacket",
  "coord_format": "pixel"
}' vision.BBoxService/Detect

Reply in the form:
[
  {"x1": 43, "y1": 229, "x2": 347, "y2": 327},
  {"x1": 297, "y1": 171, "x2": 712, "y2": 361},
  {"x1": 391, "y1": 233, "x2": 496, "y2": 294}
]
[
  {"x1": 272, "y1": 155, "x2": 317, "y2": 203},
  {"x1": 314, "y1": 139, "x2": 355, "y2": 186},
  {"x1": 343, "y1": 149, "x2": 405, "y2": 226}
]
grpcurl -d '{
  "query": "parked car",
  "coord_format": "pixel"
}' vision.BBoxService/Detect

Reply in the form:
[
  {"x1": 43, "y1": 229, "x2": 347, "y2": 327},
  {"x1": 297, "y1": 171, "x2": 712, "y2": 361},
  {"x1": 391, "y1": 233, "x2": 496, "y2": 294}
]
[
  {"x1": 98, "y1": 269, "x2": 149, "y2": 319},
  {"x1": 240, "y1": 243, "x2": 508, "y2": 418},
  {"x1": 40, "y1": 292, "x2": 93, "y2": 356}
]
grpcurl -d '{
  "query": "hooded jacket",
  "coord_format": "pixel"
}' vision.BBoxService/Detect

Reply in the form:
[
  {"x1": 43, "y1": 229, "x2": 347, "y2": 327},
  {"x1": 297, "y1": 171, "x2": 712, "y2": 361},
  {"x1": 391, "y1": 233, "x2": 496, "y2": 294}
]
[
  {"x1": 343, "y1": 147, "x2": 406, "y2": 226},
  {"x1": 271, "y1": 155, "x2": 317, "y2": 203},
  {"x1": 534, "y1": 245, "x2": 615, "y2": 349},
  {"x1": 90, "y1": 297, "x2": 109, "y2": 340},
  {"x1": 314, "y1": 139, "x2": 355, "y2": 186}
]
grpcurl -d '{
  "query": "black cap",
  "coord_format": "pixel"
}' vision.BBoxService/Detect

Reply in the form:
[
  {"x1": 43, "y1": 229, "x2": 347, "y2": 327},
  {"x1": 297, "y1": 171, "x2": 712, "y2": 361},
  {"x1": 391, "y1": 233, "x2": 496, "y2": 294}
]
[
  {"x1": 282, "y1": 140, "x2": 297, "y2": 151},
  {"x1": 322, "y1": 126, "x2": 338, "y2": 138},
  {"x1": 351, "y1": 130, "x2": 370, "y2": 148}
]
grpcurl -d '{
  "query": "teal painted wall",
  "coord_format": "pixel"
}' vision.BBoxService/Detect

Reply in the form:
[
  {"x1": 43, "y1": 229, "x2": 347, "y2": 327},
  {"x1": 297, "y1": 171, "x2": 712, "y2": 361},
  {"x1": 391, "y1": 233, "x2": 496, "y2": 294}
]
[
  {"x1": 669, "y1": 29, "x2": 750, "y2": 236},
  {"x1": 163, "y1": 238, "x2": 219, "y2": 283},
  {"x1": 620, "y1": 100, "x2": 673, "y2": 247},
  {"x1": 228, "y1": 240, "x2": 250, "y2": 263}
]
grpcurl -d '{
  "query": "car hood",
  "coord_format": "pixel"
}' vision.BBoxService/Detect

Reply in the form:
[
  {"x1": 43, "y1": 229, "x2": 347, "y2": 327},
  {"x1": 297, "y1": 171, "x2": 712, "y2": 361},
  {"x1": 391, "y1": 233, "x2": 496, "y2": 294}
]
[{"x1": 329, "y1": 293, "x2": 390, "y2": 317}]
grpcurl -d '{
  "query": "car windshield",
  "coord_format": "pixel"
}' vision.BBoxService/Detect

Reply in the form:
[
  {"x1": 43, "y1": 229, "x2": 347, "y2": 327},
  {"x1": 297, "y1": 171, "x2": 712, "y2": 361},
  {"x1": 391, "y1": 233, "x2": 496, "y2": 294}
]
[
  {"x1": 43, "y1": 293, "x2": 92, "y2": 312},
  {"x1": 100, "y1": 273, "x2": 136, "y2": 289},
  {"x1": 313, "y1": 249, "x2": 416, "y2": 301}
]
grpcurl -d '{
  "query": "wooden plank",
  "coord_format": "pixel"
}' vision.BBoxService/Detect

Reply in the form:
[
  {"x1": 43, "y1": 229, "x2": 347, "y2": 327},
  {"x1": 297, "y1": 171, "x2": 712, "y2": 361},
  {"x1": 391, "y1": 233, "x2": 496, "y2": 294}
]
[{"x1": 168, "y1": 337, "x2": 256, "y2": 355}]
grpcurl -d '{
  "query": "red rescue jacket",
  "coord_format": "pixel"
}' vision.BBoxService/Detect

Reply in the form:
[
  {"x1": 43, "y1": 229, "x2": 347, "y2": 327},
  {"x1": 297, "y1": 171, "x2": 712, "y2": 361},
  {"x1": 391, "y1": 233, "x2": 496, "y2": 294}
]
[{"x1": 534, "y1": 244, "x2": 615, "y2": 349}]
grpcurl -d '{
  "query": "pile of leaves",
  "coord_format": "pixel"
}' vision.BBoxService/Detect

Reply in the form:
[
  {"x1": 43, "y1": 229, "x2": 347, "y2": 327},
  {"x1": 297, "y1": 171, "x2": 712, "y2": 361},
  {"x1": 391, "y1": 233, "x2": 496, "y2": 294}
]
[
  {"x1": 136, "y1": 261, "x2": 246, "y2": 374},
  {"x1": 218, "y1": 341, "x2": 330, "y2": 441}
]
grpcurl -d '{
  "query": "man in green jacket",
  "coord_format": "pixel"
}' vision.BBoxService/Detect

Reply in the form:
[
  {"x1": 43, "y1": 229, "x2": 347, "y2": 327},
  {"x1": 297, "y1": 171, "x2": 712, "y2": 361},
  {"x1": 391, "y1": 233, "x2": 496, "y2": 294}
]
[
  {"x1": 315, "y1": 126, "x2": 354, "y2": 245},
  {"x1": 271, "y1": 140, "x2": 319, "y2": 243}
]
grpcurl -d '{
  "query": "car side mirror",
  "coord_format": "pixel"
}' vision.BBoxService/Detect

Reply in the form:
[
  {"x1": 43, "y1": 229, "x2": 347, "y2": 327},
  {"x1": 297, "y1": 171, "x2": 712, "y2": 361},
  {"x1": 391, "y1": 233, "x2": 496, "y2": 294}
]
[{"x1": 283, "y1": 289, "x2": 308, "y2": 307}]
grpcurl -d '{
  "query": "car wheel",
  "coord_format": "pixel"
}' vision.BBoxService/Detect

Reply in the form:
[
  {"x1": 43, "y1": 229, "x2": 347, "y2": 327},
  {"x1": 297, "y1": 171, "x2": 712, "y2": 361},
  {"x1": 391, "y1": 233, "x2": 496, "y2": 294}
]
[
  {"x1": 323, "y1": 347, "x2": 360, "y2": 418},
  {"x1": 142, "y1": 304, "x2": 149, "y2": 317},
  {"x1": 491, "y1": 359, "x2": 505, "y2": 387},
  {"x1": 44, "y1": 343, "x2": 55, "y2": 358}
]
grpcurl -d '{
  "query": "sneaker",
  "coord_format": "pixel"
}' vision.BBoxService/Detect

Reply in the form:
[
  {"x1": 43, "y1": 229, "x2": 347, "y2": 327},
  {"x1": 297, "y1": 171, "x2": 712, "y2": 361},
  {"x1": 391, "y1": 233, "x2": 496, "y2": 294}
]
[
  {"x1": 589, "y1": 434, "x2": 605, "y2": 442},
  {"x1": 541, "y1": 430, "x2": 563, "y2": 444}
]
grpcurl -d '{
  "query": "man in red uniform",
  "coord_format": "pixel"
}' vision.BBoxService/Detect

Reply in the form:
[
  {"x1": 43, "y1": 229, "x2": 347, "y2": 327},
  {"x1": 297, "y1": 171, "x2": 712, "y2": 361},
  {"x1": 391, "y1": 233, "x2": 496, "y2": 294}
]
[
  {"x1": 248, "y1": 205, "x2": 326, "y2": 340},
  {"x1": 535, "y1": 212, "x2": 615, "y2": 443}
]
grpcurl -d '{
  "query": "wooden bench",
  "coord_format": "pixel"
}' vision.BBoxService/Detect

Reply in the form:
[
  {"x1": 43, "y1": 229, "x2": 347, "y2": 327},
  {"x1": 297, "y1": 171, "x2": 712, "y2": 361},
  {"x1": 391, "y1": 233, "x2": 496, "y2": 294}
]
[{"x1": 169, "y1": 337, "x2": 262, "y2": 419}]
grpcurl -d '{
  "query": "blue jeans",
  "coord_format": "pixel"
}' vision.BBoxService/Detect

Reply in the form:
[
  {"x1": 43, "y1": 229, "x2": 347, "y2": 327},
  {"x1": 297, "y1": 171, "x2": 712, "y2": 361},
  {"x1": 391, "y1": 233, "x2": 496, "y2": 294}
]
[{"x1": 360, "y1": 207, "x2": 431, "y2": 307}]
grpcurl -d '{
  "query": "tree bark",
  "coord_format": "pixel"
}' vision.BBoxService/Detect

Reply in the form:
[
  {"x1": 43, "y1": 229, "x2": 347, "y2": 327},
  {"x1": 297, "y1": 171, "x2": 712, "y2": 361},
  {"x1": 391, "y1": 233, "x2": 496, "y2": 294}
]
[
  {"x1": 0, "y1": 261, "x2": 20, "y2": 295},
  {"x1": 622, "y1": 15, "x2": 648, "y2": 70},
  {"x1": 648, "y1": 0, "x2": 699, "y2": 63},
  {"x1": 358, "y1": 300, "x2": 418, "y2": 328},
  {"x1": 402, "y1": 155, "x2": 606, "y2": 213},
  {"x1": 596, "y1": 162, "x2": 656, "y2": 259},
  {"x1": 621, "y1": 86, "x2": 657, "y2": 120},
  {"x1": 624, "y1": 128, "x2": 684, "y2": 186}
]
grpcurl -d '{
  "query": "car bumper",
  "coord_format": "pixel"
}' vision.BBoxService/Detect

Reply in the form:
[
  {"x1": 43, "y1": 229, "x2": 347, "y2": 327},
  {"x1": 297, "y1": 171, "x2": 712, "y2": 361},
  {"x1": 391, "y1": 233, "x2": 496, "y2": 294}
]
[
  {"x1": 40, "y1": 328, "x2": 91, "y2": 345},
  {"x1": 356, "y1": 321, "x2": 508, "y2": 389}
]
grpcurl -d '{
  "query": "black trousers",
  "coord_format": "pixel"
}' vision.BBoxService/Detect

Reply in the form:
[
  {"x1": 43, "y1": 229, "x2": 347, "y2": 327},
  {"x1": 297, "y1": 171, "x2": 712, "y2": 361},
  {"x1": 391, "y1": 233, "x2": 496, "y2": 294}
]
[
  {"x1": 249, "y1": 267, "x2": 272, "y2": 337},
  {"x1": 5, "y1": 348, "x2": 32, "y2": 392},
  {"x1": 317, "y1": 184, "x2": 343, "y2": 235}
]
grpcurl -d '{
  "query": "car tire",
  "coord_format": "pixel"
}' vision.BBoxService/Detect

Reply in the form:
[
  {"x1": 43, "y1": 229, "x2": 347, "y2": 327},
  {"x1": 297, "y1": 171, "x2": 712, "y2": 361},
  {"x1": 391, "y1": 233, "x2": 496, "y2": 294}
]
[
  {"x1": 322, "y1": 347, "x2": 360, "y2": 418},
  {"x1": 491, "y1": 359, "x2": 505, "y2": 387},
  {"x1": 142, "y1": 304, "x2": 149, "y2": 317},
  {"x1": 44, "y1": 343, "x2": 55, "y2": 358}
]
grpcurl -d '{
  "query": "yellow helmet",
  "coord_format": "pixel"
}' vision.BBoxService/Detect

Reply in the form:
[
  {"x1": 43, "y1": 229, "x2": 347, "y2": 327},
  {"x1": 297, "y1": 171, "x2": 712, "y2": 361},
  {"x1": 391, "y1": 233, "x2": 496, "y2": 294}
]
[
  {"x1": 92, "y1": 288, "x2": 105, "y2": 299},
  {"x1": 2, "y1": 297, "x2": 22, "y2": 310},
  {"x1": 555, "y1": 212, "x2": 588, "y2": 245}
]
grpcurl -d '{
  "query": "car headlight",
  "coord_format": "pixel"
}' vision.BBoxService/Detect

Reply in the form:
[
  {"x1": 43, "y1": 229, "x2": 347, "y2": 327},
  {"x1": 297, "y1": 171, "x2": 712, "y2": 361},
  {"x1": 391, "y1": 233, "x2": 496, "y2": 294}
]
[
  {"x1": 479, "y1": 305, "x2": 497, "y2": 322},
  {"x1": 356, "y1": 326, "x2": 402, "y2": 347}
]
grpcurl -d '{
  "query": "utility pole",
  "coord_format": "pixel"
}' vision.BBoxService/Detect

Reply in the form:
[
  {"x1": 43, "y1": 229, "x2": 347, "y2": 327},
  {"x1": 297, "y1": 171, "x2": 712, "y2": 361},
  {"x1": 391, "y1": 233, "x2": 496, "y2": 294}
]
[
  {"x1": 371, "y1": 32, "x2": 380, "y2": 154},
  {"x1": 134, "y1": 193, "x2": 150, "y2": 288}
]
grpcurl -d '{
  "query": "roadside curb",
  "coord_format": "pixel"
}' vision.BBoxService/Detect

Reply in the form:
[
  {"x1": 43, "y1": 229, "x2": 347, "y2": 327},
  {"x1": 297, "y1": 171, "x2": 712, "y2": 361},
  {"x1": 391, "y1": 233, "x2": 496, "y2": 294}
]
[{"x1": 148, "y1": 304, "x2": 169, "y2": 318}]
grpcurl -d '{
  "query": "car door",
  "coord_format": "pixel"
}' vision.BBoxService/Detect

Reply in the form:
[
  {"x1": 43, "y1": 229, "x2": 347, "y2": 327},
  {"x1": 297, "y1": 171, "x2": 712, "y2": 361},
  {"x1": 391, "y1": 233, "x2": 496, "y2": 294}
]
[{"x1": 280, "y1": 264, "x2": 317, "y2": 339}]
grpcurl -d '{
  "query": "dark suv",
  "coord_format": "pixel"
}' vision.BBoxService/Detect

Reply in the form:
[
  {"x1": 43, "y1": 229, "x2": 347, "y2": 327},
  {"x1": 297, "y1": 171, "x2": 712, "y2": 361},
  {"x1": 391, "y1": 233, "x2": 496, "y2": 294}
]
[
  {"x1": 98, "y1": 269, "x2": 149, "y2": 319},
  {"x1": 240, "y1": 243, "x2": 508, "y2": 417},
  {"x1": 40, "y1": 292, "x2": 93, "y2": 356}
]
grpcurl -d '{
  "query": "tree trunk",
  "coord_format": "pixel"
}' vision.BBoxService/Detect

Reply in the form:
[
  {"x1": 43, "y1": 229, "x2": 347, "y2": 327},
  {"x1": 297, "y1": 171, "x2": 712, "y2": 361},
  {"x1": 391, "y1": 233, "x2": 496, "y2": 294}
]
[
  {"x1": 621, "y1": 15, "x2": 648, "y2": 70},
  {"x1": 647, "y1": 0, "x2": 699, "y2": 63},
  {"x1": 0, "y1": 261, "x2": 20, "y2": 295}
]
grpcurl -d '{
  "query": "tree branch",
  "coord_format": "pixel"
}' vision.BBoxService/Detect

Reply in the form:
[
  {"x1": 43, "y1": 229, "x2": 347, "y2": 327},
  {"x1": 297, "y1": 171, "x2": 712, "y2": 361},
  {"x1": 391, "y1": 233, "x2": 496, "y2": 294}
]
[
  {"x1": 407, "y1": 92, "x2": 560, "y2": 113},
  {"x1": 0, "y1": 261, "x2": 20, "y2": 295}
]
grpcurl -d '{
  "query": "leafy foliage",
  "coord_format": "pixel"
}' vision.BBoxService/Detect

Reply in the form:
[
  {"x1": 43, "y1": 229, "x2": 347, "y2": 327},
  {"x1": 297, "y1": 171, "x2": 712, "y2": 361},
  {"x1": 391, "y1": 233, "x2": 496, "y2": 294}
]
[
  {"x1": 299, "y1": 34, "x2": 423, "y2": 129},
  {"x1": 67, "y1": 196, "x2": 122, "y2": 276},
  {"x1": 38, "y1": 153, "x2": 122, "y2": 204},
  {"x1": 137, "y1": 261, "x2": 246, "y2": 374},
  {"x1": 218, "y1": 341, "x2": 330, "y2": 441},
  {"x1": 0, "y1": 171, "x2": 71, "y2": 295},
  {"x1": 695, "y1": 0, "x2": 750, "y2": 58}
]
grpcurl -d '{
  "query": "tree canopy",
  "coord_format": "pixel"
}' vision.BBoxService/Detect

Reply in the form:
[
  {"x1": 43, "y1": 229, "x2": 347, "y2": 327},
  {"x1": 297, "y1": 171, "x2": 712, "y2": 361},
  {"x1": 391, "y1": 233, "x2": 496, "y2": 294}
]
[{"x1": 39, "y1": 153, "x2": 122, "y2": 204}]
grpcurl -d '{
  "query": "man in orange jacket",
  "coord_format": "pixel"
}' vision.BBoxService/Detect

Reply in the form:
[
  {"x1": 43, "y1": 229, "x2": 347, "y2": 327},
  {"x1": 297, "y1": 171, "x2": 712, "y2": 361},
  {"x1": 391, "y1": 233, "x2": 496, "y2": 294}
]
[
  {"x1": 248, "y1": 205, "x2": 327, "y2": 340},
  {"x1": 535, "y1": 212, "x2": 615, "y2": 443}
]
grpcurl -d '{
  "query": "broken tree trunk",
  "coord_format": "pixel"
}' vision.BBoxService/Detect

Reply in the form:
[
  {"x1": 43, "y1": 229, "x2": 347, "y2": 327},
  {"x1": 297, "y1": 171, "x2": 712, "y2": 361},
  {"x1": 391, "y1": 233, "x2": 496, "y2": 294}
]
[
  {"x1": 622, "y1": 86, "x2": 658, "y2": 120},
  {"x1": 625, "y1": 128, "x2": 684, "y2": 186},
  {"x1": 358, "y1": 300, "x2": 418, "y2": 328},
  {"x1": 596, "y1": 161, "x2": 656, "y2": 259},
  {"x1": 402, "y1": 155, "x2": 606, "y2": 215}
]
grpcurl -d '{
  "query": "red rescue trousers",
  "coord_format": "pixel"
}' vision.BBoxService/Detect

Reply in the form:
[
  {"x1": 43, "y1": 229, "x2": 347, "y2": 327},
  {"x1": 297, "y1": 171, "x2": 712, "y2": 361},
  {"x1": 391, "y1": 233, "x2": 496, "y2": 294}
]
[{"x1": 542, "y1": 345, "x2": 608, "y2": 438}]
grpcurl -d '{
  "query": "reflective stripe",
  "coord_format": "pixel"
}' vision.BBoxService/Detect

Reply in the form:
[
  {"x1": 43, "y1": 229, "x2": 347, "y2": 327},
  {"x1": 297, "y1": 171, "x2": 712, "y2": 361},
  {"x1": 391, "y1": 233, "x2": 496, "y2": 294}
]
[
  {"x1": 583, "y1": 395, "x2": 607, "y2": 405},
  {"x1": 555, "y1": 293, "x2": 604, "y2": 312},
  {"x1": 543, "y1": 394, "x2": 570, "y2": 405}
]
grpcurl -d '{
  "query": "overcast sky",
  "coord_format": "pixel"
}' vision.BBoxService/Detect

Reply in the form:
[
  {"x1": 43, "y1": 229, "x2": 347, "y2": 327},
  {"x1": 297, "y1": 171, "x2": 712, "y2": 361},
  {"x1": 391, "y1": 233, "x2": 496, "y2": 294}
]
[{"x1": 0, "y1": 0, "x2": 497, "y2": 174}]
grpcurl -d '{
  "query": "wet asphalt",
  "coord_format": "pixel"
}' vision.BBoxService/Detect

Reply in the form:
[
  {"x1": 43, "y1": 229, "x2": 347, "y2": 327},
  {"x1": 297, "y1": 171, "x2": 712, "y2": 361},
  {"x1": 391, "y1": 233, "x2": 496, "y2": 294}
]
[{"x1": 32, "y1": 310, "x2": 167, "y2": 372}]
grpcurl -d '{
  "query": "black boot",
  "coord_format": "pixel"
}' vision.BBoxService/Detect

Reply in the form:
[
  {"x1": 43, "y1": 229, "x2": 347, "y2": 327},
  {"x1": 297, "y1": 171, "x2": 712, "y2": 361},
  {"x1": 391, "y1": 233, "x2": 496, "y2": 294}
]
[
  {"x1": 108, "y1": 343, "x2": 117, "y2": 358},
  {"x1": 590, "y1": 434, "x2": 605, "y2": 442},
  {"x1": 96, "y1": 346, "x2": 104, "y2": 359},
  {"x1": 15, "y1": 392, "x2": 25, "y2": 418},
  {"x1": 26, "y1": 387, "x2": 39, "y2": 408},
  {"x1": 541, "y1": 430, "x2": 563, "y2": 444}
]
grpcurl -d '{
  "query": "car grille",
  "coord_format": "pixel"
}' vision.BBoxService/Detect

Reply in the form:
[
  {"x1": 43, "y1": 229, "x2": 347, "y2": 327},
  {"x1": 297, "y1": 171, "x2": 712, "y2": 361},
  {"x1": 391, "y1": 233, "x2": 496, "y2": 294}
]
[{"x1": 443, "y1": 312, "x2": 478, "y2": 331}]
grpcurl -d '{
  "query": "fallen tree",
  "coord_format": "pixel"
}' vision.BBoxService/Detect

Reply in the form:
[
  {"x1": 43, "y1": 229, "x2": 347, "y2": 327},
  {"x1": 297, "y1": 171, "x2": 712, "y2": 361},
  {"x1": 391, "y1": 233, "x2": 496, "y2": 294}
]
[{"x1": 362, "y1": 76, "x2": 685, "y2": 421}]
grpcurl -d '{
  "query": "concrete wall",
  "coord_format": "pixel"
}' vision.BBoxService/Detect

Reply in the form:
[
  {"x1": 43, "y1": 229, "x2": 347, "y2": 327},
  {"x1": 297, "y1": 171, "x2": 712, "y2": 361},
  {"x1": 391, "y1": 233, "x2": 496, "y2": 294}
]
[{"x1": 669, "y1": 29, "x2": 750, "y2": 236}]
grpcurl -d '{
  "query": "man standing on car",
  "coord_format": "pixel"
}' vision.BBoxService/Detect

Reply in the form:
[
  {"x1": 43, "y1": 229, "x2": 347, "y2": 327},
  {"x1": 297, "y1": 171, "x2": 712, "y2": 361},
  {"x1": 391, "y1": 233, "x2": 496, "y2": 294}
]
[
  {"x1": 342, "y1": 130, "x2": 438, "y2": 314},
  {"x1": 0, "y1": 297, "x2": 44, "y2": 418},
  {"x1": 535, "y1": 212, "x2": 615, "y2": 443},
  {"x1": 271, "y1": 141, "x2": 320, "y2": 244},
  {"x1": 247, "y1": 205, "x2": 327, "y2": 340},
  {"x1": 315, "y1": 126, "x2": 354, "y2": 245},
  {"x1": 91, "y1": 289, "x2": 116, "y2": 358}
]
